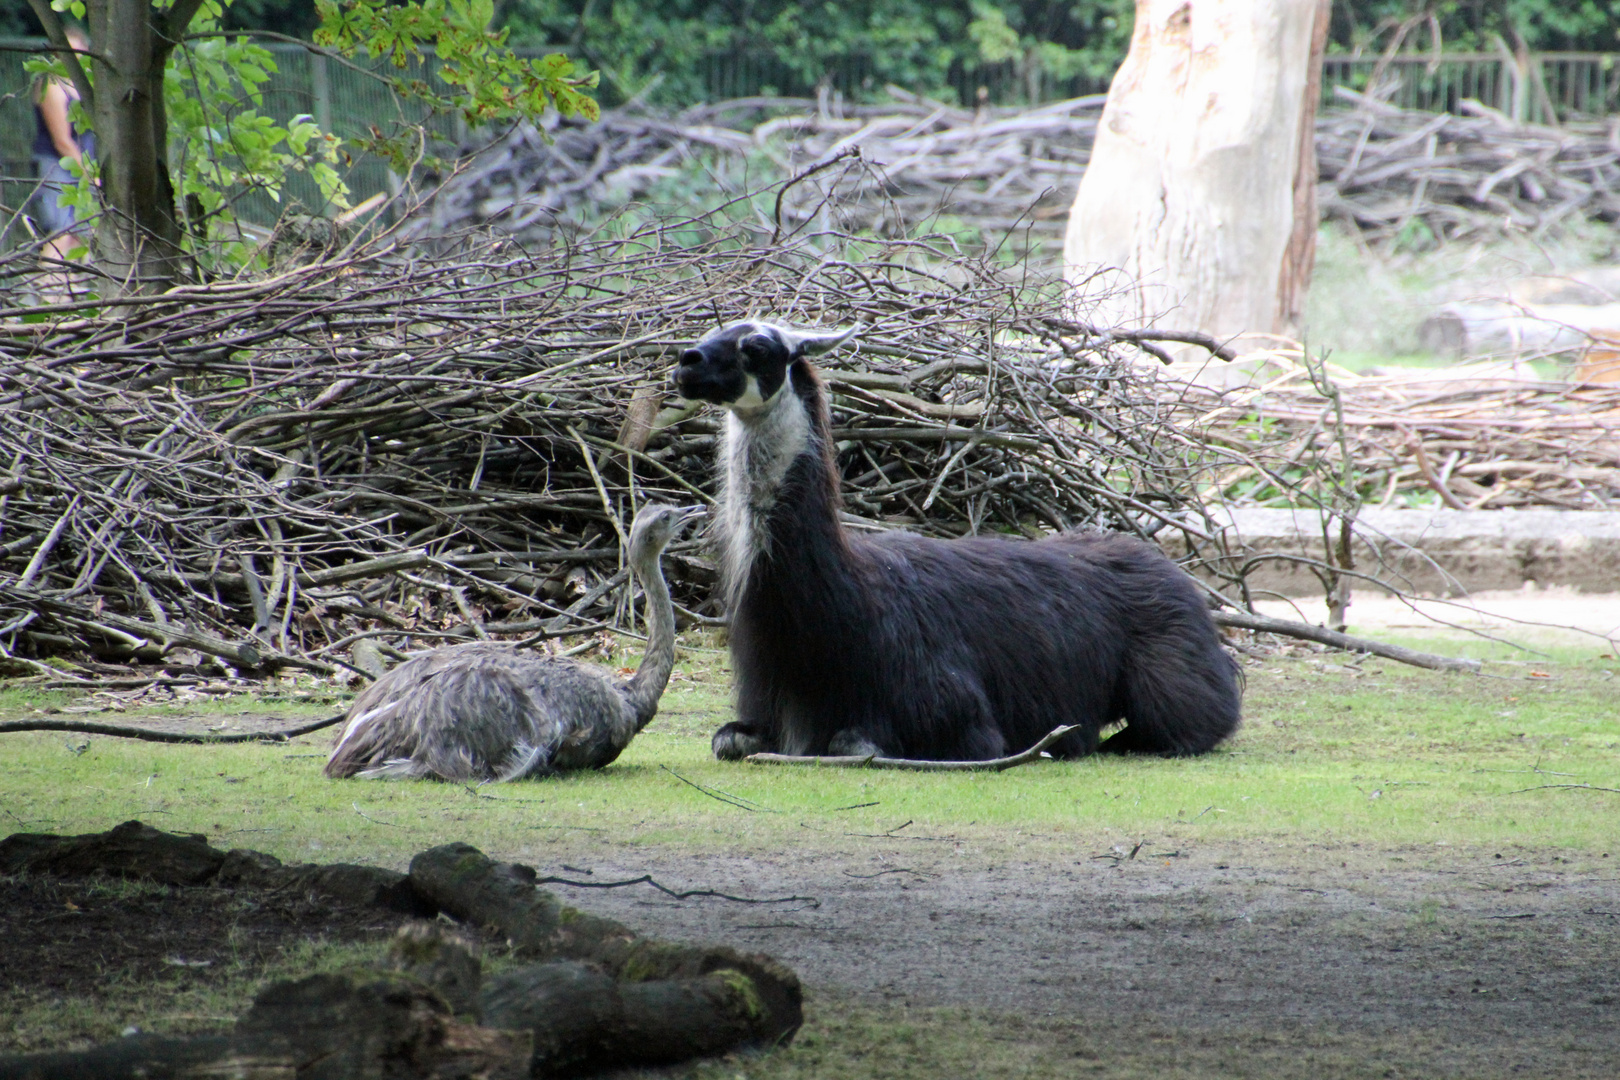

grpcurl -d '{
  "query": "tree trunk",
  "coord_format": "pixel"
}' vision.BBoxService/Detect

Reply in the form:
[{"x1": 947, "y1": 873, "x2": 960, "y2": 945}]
[
  {"x1": 1063, "y1": 0, "x2": 1331, "y2": 354},
  {"x1": 28, "y1": 0, "x2": 198, "y2": 291}
]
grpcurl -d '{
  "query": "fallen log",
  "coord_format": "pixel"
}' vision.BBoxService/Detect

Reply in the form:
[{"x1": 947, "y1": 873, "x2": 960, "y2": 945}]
[
  {"x1": 1212, "y1": 610, "x2": 1482, "y2": 672},
  {"x1": 406, "y1": 843, "x2": 804, "y2": 1050},
  {"x1": 0, "y1": 713, "x2": 346, "y2": 743},
  {"x1": 483, "y1": 960, "x2": 782, "y2": 1074},
  {"x1": 0, "y1": 824, "x2": 807, "y2": 1077}
]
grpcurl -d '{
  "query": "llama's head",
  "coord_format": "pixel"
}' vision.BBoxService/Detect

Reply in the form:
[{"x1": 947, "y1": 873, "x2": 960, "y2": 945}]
[{"x1": 672, "y1": 321, "x2": 858, "y2": 416}]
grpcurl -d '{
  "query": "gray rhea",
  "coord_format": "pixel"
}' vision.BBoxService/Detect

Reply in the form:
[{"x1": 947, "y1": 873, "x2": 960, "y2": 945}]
[{"x1": 324, "y1": 503, "x2": 702, "y2": 782}]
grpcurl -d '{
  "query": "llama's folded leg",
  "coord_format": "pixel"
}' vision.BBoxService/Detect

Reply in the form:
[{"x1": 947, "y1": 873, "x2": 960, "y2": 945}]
[
  {"x1": 1096, "y1": 723, "x2": 1157, "y2": 755},
  {"x1": 827, "y1": 729, "x2": 885, "y2": 758},
  {"x1": 712, "y1": 721, "x2": 775, "y2": 760}
]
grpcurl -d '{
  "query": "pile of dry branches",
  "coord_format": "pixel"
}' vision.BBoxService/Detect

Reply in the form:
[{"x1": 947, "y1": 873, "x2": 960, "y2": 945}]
[
  {"x1": 0, "y1": 202, "x2": 1243, "y2": 678},
  {"x1": 1317, "y1": 87, "x2": 1620, "y2": 242},
  {"x1": 414, "y1": 87, "x2": 1620, "y2": 255},
  {"x1": 1197, "y1": 354, "x2": 1620, "y2": 511},
  {"x1": 410, "y1": 90, "x2": 1101, "y2": 248}
]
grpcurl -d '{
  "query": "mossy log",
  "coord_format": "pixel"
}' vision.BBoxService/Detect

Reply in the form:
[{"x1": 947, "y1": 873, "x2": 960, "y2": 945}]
[
  {"x1": 0, "y1": 824, "x2": 805, "y2": 1077},
  {"x1": 483, "y1": 960, "x2": 776, "y2": 1075},
  {"x1": 408, "y1": 842, "x2": 803, "y2": 1049}
]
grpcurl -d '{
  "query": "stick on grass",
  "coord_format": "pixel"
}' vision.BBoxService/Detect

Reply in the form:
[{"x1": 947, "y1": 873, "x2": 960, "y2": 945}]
[{"x1": 746, "y1": 724, "x2": 1078, "y2": 771}]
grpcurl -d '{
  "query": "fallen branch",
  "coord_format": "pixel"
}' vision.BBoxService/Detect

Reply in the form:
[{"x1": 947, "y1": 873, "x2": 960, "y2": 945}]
[
  {"x1": 746, "y1": 724, "x2": 1077, "y2": 771},
  {"x1": 0, "y1": 714, "x2": 346, "y2": 743},
  {"x1": 1213, "y1": 610, "x2": 1481, "y2": 672},
  {"x1": 532, "y1": 873, "x2": 818, "y2": 907}
]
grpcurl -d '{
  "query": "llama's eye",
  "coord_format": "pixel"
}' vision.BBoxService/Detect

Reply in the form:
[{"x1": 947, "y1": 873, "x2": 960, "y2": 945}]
[{"x1": 739, "y1": 335, "x2": 773, "y2": 359}]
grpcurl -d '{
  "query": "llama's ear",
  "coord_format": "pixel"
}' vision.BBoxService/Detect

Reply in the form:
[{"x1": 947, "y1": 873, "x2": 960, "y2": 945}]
[{"x1": 781, "y1": 324, "x2": 860, "y2": 357}]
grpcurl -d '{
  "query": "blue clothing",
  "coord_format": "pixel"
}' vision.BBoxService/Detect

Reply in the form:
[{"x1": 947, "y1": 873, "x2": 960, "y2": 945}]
[
  {"x1": 30, "y1": 97, "x2": 94, "y2": 237},
  {"x1": 31, "y1": 154, "x2": 82, "y2": 235},
  {"x1": 32, "y1": 105, "x2": 56, "y2": 157}
]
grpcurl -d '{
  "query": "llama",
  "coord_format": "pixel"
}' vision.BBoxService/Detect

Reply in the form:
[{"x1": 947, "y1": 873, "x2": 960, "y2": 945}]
[
  {"x1": 672, "y1": 321, "x2": 1241, "y2": 761},
  {"x1": 324, "y1": 503, "x2": 702, "y2": 781}
]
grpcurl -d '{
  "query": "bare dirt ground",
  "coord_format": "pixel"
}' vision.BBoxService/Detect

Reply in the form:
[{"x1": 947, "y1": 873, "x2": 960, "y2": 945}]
[
  {"x1": 504, "y1": 838, "x2": 1620, "y2": 1078},
  {"x1": 8, "y1": 836, "x2": 1615, "y2": 1076},
  {"x1": 0, "y1": 875, "x2": 412, "y2": 1012}
]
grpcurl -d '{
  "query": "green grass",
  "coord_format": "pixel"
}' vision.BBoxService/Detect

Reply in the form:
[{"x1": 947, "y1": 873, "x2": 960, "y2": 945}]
[
  {"x1": 3, "y1": 636, "x2": 1617, "y2": 1075},
  {"x1": 679, "y1": 996, "x2": 1611, "y2": 1080},
  {"x1": 1303, "y1": 218, "x2": 1618, "y2": 369},
  {"x1": 2, "y1": 636, "x2": 1616, "y2": 865},
  {"x1": 1, "y1": 935, "x2": 383, "y2": 1055}
]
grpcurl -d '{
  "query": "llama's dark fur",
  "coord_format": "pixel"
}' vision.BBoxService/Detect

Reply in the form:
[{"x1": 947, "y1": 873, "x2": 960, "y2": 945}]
[{"x1": 673, "y1": 321, "x2": 1242, "y2": 761}]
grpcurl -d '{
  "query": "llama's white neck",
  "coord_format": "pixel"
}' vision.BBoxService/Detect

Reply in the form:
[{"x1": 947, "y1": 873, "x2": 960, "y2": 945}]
[{"x1": 718, "y1": 383, "x2": 811, "y2": 606}]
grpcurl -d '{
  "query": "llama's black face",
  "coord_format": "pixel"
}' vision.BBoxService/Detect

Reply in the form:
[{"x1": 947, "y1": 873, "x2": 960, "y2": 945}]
[
  {"x1": 672, "y1": 323, "x2": 795, "y2": 412},
  {"x1": 673, "y1": 321, "x2": 859, "y2": 413}
]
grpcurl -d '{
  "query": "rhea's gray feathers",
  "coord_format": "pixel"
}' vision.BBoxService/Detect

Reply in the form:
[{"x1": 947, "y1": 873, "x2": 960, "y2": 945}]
[{"x1": 325, "y1": 503, "x2": 700, "y2": 783}]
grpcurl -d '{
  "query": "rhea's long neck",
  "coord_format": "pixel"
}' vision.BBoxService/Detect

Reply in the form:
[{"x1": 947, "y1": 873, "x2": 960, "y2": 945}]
[{"x1": 623, "y1": 544, "x2": 678, "y2": 729}]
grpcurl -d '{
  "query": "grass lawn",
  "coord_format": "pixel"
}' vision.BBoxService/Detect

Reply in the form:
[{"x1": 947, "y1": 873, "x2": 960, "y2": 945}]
[
  {"x1": 2, "y1": 634, "x2": 1617, "y2": 1077},
  {"x1": 3, "y1": 635, "x2": 1615, "y2": 863}
]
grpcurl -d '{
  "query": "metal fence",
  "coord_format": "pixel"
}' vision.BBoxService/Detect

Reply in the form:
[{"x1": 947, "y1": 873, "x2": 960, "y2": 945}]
[
  {"x1": 1320, "y1": 52, "x2": 1619, "y2": 124},
  {"x1": 4, "y1": 42, "x2": 1618, "y2": 231}
]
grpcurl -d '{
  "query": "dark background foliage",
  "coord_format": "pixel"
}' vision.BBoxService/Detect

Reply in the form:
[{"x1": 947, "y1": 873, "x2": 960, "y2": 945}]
[{"x1": 1, "y1": 1, "x2": 1614, "y2": 100}]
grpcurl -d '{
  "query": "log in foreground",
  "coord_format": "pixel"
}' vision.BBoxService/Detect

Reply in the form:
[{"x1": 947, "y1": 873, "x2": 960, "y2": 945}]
[
  {"x1": 0, "y1": 823, "x2": 802, "y2": 1078},
  {"x1": 745, "y1": 724, "x2": 1078, "y2": 770},
  {"x1": 407, "y1": 842, "x2": 804, "y2": 1053},
  {"x1": 0, "y1": 713, "x2": 347, "y2": 743}
]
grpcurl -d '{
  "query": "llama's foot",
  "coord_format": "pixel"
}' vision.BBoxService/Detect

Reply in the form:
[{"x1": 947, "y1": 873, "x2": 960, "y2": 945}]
[
  {"x1": 712, "y1": 722, "x2": 773, "y2": 761},
  {"x1": 827, "y1": 729, "x2": 885, "y2": 758}
]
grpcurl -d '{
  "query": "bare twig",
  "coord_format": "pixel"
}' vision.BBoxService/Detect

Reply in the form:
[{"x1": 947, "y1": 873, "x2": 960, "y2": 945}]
[
  {"x1": 532, "y1": 873, "x2": 818, "y2": 907},
  {"x1": 0, "y1": 714, "x2": 346, "y2": 742},
  {"x1": 1213, "y1": 610, "x2": 1482, "y2": 672},
  {"x1": 746, "y1": 724, "x2": 1078, "y2": 771}
]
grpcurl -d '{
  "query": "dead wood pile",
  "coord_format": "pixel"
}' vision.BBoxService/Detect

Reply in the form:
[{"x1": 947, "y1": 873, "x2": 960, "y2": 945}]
[
  {"x1": 1191, "y1": 352, "x2": 1620, "y2": 515},
  {"x1": 0, "y1": 211, "x2": 1235, "y2": 678},
  {"x1": 411, "y1": 87, "x2": 1620, "y2": 252},
  {"x1": 408, "y1": 89, "x2": 1101, "y2": 247},
  {"x1": 1317, "y1": 87, "x2": 1620, "y2": 242},
  {"x1": 0, "y1": 821, "x2": 801, "y2": 1076}
]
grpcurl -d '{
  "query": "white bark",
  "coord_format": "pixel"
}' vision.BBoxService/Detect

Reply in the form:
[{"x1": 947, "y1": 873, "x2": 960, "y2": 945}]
[{"x1": 1064, "y1": 0, "x2": 1327, "y2": 350}]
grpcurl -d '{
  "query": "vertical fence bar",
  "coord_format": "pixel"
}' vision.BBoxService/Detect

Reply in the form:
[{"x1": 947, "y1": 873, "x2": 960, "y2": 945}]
[{"x1": 312, "y1": 53, "x2": 331, "y2": 135}]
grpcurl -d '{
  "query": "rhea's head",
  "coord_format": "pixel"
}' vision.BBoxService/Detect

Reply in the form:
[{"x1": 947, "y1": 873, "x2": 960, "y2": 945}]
[
  {"x1": 626, "y1": 502, "x2": 705, "y2": 565},
  {"x1": 672, "y1": 321, "x2": 858, "y2": 416}
]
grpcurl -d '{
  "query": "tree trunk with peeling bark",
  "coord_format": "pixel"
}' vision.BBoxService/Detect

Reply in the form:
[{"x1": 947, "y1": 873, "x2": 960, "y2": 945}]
[{"x1": 1064, "y1": 0, "x2": 1330, "y2": 353}]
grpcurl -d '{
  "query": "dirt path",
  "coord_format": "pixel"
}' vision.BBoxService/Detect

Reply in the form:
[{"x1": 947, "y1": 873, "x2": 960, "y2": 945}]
[{"x1": 523, "y1": 839, "x2": 1620, "y2": 1077}]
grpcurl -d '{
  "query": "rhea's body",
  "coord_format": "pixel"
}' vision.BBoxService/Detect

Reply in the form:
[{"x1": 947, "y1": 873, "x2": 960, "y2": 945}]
[{"x1": 325, "y1": 503, "x2": 701, "y2": 781}]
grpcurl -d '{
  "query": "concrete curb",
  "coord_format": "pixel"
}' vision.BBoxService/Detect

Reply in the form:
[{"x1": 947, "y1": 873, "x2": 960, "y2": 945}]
[{"x1": 1181, "y1": 508, "x2": 1620, "y2": 597}]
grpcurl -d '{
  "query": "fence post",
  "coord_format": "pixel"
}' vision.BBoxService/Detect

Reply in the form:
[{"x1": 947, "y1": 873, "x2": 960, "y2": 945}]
[{"x1": 312, "y1": 53, "x2": 332, "y2": 135}]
